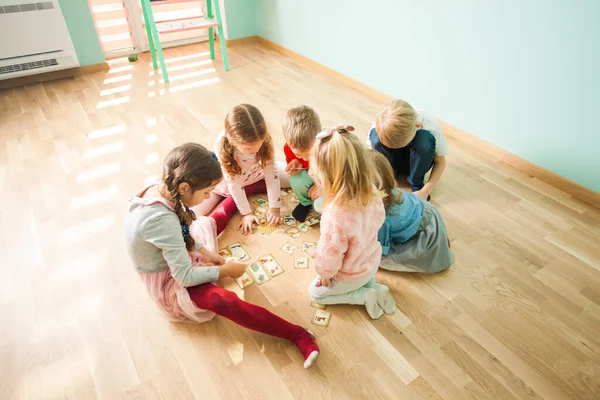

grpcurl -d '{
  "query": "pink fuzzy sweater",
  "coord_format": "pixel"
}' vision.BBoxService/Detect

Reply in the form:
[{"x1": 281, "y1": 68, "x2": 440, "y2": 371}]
[{"x1": 315, "y1": 198, "x2": 385, "y2": 283}]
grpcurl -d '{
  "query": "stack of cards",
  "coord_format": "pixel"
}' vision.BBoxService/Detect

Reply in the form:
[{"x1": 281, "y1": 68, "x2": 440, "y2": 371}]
[
  {"x1": 311, "y1": 310, "x2": 332, "y2": 327},
  {"x1": 227, "y1": 243, "x2": 250, "y2": 261},
  {"x1": 247, "y1": 262, "x2": 271, "y2": 284},
  {"x1": 280, "y1": 242, "x2": 297, "y2": 255},
  {"x1": 294, "y1": 256, "x2": 309, "y2": 269},
  {"x1": 302, "y1": 242, "x2": 317, "y2": 259},
  {"x1": 258, "y1": 254, "x2": 285, "y2": 277}
]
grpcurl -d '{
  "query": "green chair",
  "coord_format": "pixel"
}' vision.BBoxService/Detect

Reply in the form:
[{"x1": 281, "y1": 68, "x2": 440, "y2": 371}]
[{"x1": 140, "y1": 0, "x2": 230, "y2": 83}]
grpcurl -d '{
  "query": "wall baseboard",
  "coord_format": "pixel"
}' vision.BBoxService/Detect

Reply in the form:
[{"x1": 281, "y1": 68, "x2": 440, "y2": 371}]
[
  {"x1": 255, "y1": 36, "x2": 600, "y2": 209},
  {"x1": 0, "y1": 62, "x2": 110, "y2": 90},
  {"x1": 225, "y1": 35, "x2": 261, "y2": 47}
]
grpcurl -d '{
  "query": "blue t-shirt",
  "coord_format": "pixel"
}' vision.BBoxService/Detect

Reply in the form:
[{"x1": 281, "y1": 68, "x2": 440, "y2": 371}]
[{"x1": 377, "y1": 189, "x2": 424, "y2": 255}]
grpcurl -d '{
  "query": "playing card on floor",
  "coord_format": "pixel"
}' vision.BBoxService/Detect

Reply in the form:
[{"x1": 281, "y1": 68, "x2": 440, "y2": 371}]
[
  {"x1": 228, "y1": 243, "x2": 250, "y2": 261},
  {"x1": 294, "y1": 256, "x2": 309, "y2": 269},
  {"x1": 281, "y1": 188, "x2": 293, "y2": 196},
  {"x1": 285, "y1": 226, "x2": 301, "y2": 239},
  {"x1": 310, "y1": 300, "x2": 326, "y2": 310},
  {"x1": 283, "y1": 215, "x2": 295, "y2": 225},
  {"x1": 259, "y1": 254, "x2": 285, "y2": 277},
  {"x1": 306, "y1": 216, "x2": 320, "y2": 226},
  {"x1": 253, "y1": 197, "x2": 268, "y2": 206},
  {"x1": 298, "y1": 223, "x2": 309, "y2": 232},
  {"x1": 311, "y1": 310, "x2": 331, "y2": 327},
  {"x1": 247, "y1": 262, "x2": 271, "y2": 285},
  {"x1": 218, "y1": 248, "x2": 232, "y2": 258},
  {"x1": 235, "y1": 272, "x2": 254, "y2": 289},
  {"x1": 280, "y1": 242, "x2": 297, "y2": 255}
]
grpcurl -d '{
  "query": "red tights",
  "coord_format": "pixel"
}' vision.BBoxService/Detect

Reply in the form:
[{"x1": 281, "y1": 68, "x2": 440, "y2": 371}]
[
  {"x1": 187, "y1": 283, "x2": 318, "y2": 361},
  {"x1": 210, "y1": 180, "x2": 267, "y2": 235}
]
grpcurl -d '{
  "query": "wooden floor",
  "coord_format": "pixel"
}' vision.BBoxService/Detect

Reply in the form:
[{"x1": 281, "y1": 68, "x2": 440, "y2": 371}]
[{"x1": 1, "y1": 41, "x2": 600, "y2": 400}]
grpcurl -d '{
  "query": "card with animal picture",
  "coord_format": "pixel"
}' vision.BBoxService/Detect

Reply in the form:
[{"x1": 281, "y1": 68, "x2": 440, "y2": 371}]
[
  {"x1": 235, "y1": 272, "x2": 254, "y2": 289},
  {"x1": 306, "y1": 216, "x2": 321, "y2": 226},
  {"x1": 280, "y1": 242, "x2": 297, "y2": 255},
  {"x1": 285, "y1": 226, "x2": 302, "y2": 239},
  {"x1": 302, "y1": 242, "x2": 317, "y2": 259},
  {"x1": 218, "y1": 248, "x2": 232, "y2": 258},
  {"x1": 254, "y1": 206, "x2": 267, "y2": 218},
  {"x1": 227, "y1": 243, "x2": 250, "y2": 261},
  {"x1": 247, "y1": 262, "x2": 271, "y2": 285},
  {"x1": 283, "y1": 215, "x2": 296, "y2": 225},
  {"x1": 298, "y1": 223, "x2": 309, "y2": 232},
  {"x1": 310, "y1": 300, "x2": 326, "y2": 310},
  {"x1": 294, "y1": 256, "x2": 309, "y2": 269},
  {"x1": 253, "y1": 197, "x2": 269, "y2": 207},
  {"x1": 311, "y1": 309, "x2": 332, "y2": 327},
  {"x1": 259, "y1": 254, "x2": 285, "y2": 277},
  {"x1": 281, "y1": 188, "x2": 293, "y2": 196}
]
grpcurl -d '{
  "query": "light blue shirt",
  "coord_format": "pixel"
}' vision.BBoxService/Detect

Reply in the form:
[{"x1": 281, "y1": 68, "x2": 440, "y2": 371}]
[{"x1": 377, "y1": 189, "x2": 424, "y2": 255}]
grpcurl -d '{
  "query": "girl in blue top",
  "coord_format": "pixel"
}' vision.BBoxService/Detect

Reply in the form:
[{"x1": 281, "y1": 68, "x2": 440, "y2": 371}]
[{"x1": 368, "y1": 150, "x2": 454, "y2": 273}]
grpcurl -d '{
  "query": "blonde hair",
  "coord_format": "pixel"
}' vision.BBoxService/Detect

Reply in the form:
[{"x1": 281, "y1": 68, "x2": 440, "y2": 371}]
[
  {"x1": 282, "y1": 105, "x2": 321, "y2": 151},
  {"x1": 311, "y1": 129, "x2": 378, "y2": 208},
  {"x1": 375, "y1": 99, "x2": 417, "y2": 148},
  {"x1": 367, "y1": 149, "x2": 403, "y2": 210},
  {"x1": 220, "y1": 104, "x2": 274, "y2": 177}
]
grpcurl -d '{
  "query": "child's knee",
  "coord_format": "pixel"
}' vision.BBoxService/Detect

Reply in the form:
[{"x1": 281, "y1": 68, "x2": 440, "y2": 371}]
[
  {"x1": 412, "y1": 130, "x2": 436, "y2": 156},
  {"x1": 208, "y1": 290, "x2": 240, "y2": 314}
]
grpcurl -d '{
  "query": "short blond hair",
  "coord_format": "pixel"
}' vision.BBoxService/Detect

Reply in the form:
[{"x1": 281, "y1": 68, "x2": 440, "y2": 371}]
[
  {"x1": 375, "y1": 100, "x2": 417, "y2": 148},
  {"x1": 310, "y1": 129, "x2": 378, "y2": 209},
  {"x1": 282, "y1": 106, "x2": 321, "y2": 151}
]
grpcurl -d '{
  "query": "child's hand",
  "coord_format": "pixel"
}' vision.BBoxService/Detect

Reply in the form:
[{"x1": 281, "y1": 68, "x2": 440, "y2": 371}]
[
  {"x1": 238, "y1": 214, "x2": 258, "y2": 236},
  {"x1": 267, "y1": 208, "x2": 282, "y2": 226},
  {"x1": 285, "y1": 159, "x2": 303, "y2": 176},
  {"x1": 413, "y1": 187, "x2": 431, "y2": 201},
  {"x1": 308, "y1": 184, "x2": 321, "y2": 200},
  {"x1": 220, "y1": 260, "x2": 248, "y2": 278},
  {"x1": 200, "y1": 248, "x2": 226, "y2": 265},
  {"x1": 319, "y1": 277, "x2": 334, "y2": 288}
]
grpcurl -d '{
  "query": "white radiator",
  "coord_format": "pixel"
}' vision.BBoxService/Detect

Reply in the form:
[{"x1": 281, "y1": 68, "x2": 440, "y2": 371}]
[{"x1": 0, "y1": 0, "x2": 79, "y2": 80}]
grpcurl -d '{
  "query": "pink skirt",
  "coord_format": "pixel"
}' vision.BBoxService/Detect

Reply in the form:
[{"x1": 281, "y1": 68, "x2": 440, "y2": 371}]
[{"x1": 138, "y1": 216, "x2": 219, "y2": 324}]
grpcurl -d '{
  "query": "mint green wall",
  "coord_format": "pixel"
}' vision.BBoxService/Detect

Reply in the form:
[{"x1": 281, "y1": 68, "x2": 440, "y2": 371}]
[
  {"x1": 58, "y1": 0, "x2": 104, "y2": 66},
  {"x1": 255, "y1": 0, "x2": 600, "y2": 193},
  {"x1": 224, "y1": 0, "x2": 256, "y2": 40}
]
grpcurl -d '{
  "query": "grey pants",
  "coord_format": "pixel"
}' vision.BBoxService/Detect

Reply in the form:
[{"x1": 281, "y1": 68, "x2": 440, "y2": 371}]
[{"x1": 380, "y1": 201, "x2": 455, "y2": 273}]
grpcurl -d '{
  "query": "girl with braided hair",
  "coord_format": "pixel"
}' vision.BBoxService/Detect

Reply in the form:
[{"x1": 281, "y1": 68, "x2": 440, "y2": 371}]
[{"x1": 125, "y1": 143, "x2": 320, "y2": 368}]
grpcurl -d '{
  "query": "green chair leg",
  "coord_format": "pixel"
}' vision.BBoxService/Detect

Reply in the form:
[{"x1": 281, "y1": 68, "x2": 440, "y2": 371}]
[
  {"x1": 208, "y1": 27, "x2": 215, "y2": 60},
  {"x1": 141, "y1": 0, "x2": 169, "y2": 82},
  {"x1": 212, "y1": 0, "x2": 229, "y2": 70},
  {"x1": 206, "y1": 0, "x2": 215, "y2": 60},
  {"x1": 140, "y1": 0, "x2": 157, "y2": 69}
]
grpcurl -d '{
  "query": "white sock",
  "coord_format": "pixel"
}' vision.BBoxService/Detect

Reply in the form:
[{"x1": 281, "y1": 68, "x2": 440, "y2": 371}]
[
  {"x1": 364, "y1": 288, "x2": 384, "y2": 319},
  {"x1": 366, "y1": 281, "x2": 397, "y2": 315}
]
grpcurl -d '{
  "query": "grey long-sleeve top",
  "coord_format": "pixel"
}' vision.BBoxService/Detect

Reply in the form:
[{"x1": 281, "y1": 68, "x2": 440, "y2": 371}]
[{"x1": 124, "y1": 195, "x2": 219, "y2": 287}]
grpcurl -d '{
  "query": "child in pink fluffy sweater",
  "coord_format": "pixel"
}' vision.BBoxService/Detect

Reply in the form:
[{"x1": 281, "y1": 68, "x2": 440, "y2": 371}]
[{"x1": 307, "y1": 126, "x2": 396, "y2": 319}]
